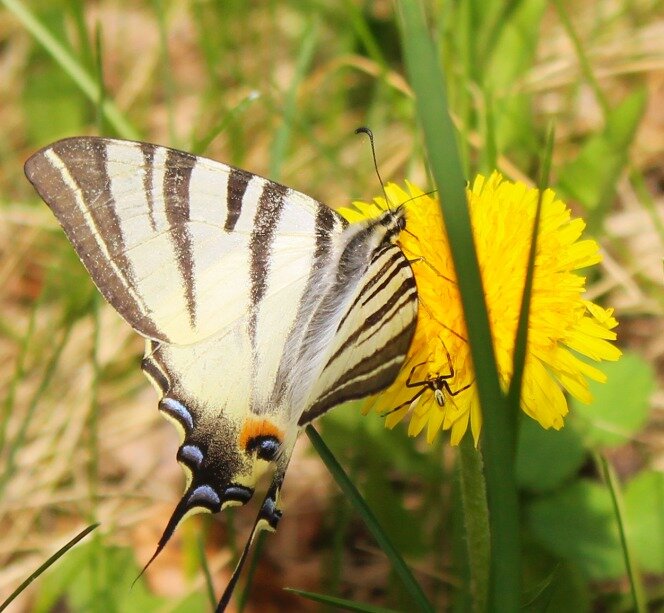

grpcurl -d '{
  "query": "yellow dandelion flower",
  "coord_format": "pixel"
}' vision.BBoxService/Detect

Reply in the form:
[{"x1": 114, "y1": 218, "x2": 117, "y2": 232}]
[{"x1": 339, "y1": 172, "x2": 621, "y2": 446}]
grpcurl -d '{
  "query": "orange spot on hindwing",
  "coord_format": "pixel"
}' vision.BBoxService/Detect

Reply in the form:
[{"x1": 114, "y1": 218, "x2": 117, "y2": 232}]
[{"x1": 238, "y1": 418, "x2": 284, "y2": 462}]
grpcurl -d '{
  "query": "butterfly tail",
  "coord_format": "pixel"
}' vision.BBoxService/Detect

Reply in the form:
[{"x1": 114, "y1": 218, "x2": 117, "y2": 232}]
[{"x1": 216, "y1": 479, "x2": 283, "y2": 612}]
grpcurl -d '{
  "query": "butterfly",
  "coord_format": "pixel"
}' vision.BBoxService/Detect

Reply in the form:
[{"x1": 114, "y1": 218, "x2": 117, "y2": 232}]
[{"x1": 24, "y1": 137, "x2": 418, "y2": 610}]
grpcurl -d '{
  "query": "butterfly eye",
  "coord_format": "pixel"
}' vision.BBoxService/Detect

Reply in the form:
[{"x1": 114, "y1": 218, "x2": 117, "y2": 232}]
[{"x1": 245, "y1": 435, "x2": 281, "y2": 462}]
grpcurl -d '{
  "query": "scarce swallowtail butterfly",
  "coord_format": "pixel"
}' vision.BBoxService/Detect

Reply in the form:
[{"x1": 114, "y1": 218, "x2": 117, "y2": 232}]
[{"x1": 25, "y1": 137, "x2": 418, "y2": 609}]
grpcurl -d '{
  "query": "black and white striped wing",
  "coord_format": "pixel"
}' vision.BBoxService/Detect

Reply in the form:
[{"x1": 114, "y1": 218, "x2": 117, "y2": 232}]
[
  {"x1": 25, "y1": 137, "x2": 335, "y2": 346},
  {"x1": 25, "y1": 136, "x2": 419, "y2": 608},
  {"x1": 299, "y1": 244, "x2": 418, "y2": 424}
]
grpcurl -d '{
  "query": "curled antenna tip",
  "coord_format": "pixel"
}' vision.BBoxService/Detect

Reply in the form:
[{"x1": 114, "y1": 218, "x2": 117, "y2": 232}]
[{"x1": 354, "y1": 126, "x2": 387, "y2": 205}]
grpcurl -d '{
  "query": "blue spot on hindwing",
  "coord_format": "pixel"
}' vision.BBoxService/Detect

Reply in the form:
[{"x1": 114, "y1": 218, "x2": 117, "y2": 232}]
[
  {"x1": 160, "y1": 397, "x2": 194, "y2": 431},
  {"x1": 188, "y1": 485, "x2": 221, "y2": 508},
  {"x1": 179, "y1": 444, "x2": 204, "y2": 467}
]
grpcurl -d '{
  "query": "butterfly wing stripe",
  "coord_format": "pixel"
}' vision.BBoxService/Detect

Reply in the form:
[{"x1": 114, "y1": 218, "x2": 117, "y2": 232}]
[
  {"x1": 27, "y1": 138, "x2": 332, "y2": 346},
  {"x1": 298, "y1": 234, "x2": 417, "y2": 422},
  {"x1": 225, "y1": 168, "x2": 251, "y2": 231},
  {"x1": 252, "y1": 185, "x2": 339, "y2": 410},
  {"x1": 298, "y1": 320, "x2": 416, "y2": 424},
  {"x1": 140, "y1": 143, "x2": 158, "y2": 232},
  {"x1": 142, "y1": 339, "x2": 171, "y2": 397},
  {"x1": 337, "y1": 248, "x2": 407, "y2": 332},
  {"x1": 144, "y1": 145, "x2": 171, "y2": 232},
  {"x1": 322, "y1": 284, "x2": 417, "y2": 390},
  {"x1": 361, "y1": 255, "x2": 413, "y2": 308},
  {"x1": 248, "y1": 180, "x2": 288, "y2": 340},
  {"x1": 25, "y1": 141, "x2": 165, "y2": 341},
  {"x1": 324, "y1": 271, "x2": 416, "y2": 373},
  {"x1": 162, "y1": 149, "x2": 198, "y2": 328},
  {"x1": 103, "y1": 140, "x2": 193, "y2": 341}
]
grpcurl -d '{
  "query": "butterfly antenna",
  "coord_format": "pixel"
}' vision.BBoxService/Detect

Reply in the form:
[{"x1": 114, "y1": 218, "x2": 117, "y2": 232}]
[{"x1": 355, "y1": 127, "x2": 390, "y2": 208}]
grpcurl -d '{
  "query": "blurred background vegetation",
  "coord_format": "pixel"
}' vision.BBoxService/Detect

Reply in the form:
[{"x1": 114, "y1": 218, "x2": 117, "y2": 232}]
[{"x1": 0, "y1": 0, "x2": 662, "y2": 611}]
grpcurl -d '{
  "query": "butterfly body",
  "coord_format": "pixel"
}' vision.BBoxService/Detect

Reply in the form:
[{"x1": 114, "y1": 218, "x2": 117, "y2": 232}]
[{"x1": 25, "y1": 136, "x2": 418, "y2": 607}]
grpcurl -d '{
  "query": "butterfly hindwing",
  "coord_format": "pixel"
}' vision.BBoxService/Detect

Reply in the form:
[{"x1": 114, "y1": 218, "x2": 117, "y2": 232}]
[{"x1": 299, "y1": 242, "x2": 418, "y2": 423}]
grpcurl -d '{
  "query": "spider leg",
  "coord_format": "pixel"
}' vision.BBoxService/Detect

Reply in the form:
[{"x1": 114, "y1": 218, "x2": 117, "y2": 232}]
[
  {"x1": 441, "y1": 379, "x2": 474, "y2": 397},
  {"x1": 404, "y1": 361, "x2": 430, "y2": 388},
  {"x1": 381, "y1": 385, "x2": 429, "y2": 417},
  {"x1": 437, "y1": 342, "x2": 456, "y2": 380}
]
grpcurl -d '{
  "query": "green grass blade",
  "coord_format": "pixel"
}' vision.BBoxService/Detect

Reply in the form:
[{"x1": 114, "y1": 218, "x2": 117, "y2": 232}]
[
  {"x1": 191, "y1": 91, "x2": 261, "y2": 156},
  {"x1": 397, "y1": 2, "x2": 520, "y2": 610},
  {"x1": 64, "y1": 0, "x2": 95, "y2": 73},
  {"x1": 597, "y1": 454, "x2": 647, "y2": 613},
  {"x1": 86, "y1": 296, "x2": 102, "y2": 503},
  {"x1": 2, "y1": 0, "x2": 139, "y2": 140},
  {"x1": 551, "y1": 0, "x2": 610, "y2": 118},
  {"x1": 507, "y1": 124, "x2": 554, "y2": 408},
  {"x1": 93, "y1": 24, "x2": 107, "y2": 135},
  {"x1": 629, "y1": 168, "x2": 664, "y2": 246},
  {"x1": 269, "y1": 18, "x2": 319, "y2": 181},
  {"x1": 197, "y1": 534, "x2": 217, "y2": 610},
  {"x1": 305, "y1": 426, "x2": 433, "y2": 613},
  {"x1": 152, "y1": 0, "x2": 177, "y2": 146},
  {"x1": 340, "y1": 0, "x2": 388, "y2": 67},
  {"x1": 286, "y1": 587, "x2": 402, "y2": 613},
  {"x1": 0, "y1": 523, "x2": 99, "y2": 612}
]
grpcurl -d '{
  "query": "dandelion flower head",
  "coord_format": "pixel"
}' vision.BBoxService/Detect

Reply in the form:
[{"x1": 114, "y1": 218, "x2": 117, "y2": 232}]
[{"x1": 339, "y1": 172, "x2": 621, "y2": 445}]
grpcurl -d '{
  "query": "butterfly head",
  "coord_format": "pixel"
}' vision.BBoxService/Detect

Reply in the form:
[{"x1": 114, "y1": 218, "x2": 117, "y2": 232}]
[{"x1": 378, "y1": 205, "x2": 407, "y2": 242}]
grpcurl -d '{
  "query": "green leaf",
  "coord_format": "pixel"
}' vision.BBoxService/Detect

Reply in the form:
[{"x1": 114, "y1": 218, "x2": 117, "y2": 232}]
[
  {"x1": 556, "y1": 88, "x2": 647, "y2": 213},
  {"x1": 571, "y1": 352, "x2": 654, "y2": 448},
  {"x1": 516, "y1": 415, "x2": 586, "y2": 492},
  {"x1": 624, "y1": 470, "x2": 664, "y2": 573},
  {"x1": 526, "y1": 480, "x2": 624, "y2": 580}
]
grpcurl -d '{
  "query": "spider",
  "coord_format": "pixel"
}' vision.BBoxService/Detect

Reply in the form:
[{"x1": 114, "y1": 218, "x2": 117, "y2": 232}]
[{"x1": 382, "y1": 346, "x2": 473, "y2": 417}]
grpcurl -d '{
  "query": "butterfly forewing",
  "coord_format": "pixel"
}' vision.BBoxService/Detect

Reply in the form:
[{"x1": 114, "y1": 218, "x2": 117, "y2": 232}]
[{"x1": 25, "y1": 137, "x2": 326, "y2": 346}]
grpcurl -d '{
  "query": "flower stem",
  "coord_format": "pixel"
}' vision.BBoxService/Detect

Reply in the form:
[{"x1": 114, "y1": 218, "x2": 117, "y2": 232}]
[{"x1": 458, "y1": 437, "x2": 490, "y2": 612}]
